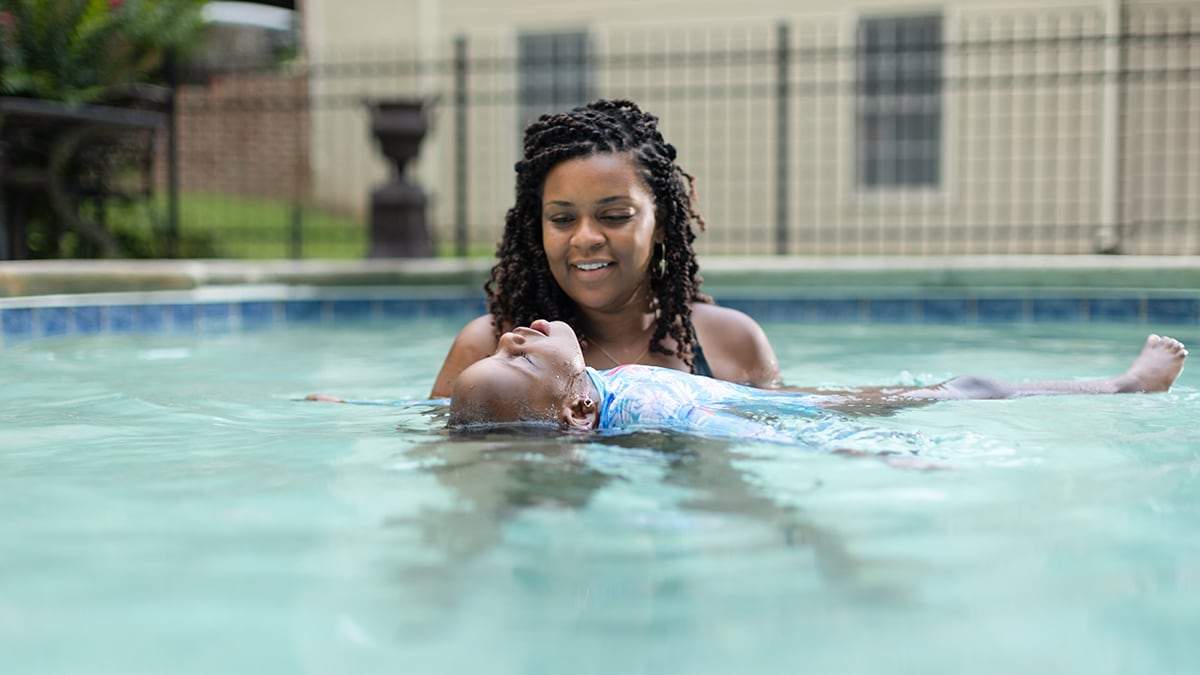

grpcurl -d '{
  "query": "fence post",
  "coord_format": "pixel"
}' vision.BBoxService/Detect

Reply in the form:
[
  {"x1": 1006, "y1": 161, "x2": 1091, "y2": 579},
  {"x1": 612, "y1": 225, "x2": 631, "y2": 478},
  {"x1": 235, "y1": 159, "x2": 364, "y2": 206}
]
[
  {"x1": 1097, "y1": 0, "x2": 1124, "y2": 253},
  {"x1": 454, "y1": 35, "x2": 468, "y2": 258},
  {"x1": 0, "y1": 141, "x2": 8, "y2": 260},
  {"x1": 289, "y1": 202, "x2": 302, "y2": 259},
  {"x1": 290, "y1": 71, "x2": 306, "y2": 260},
  {"x1": 775, "y1": 22, "x2": 790, "y2": 255},
  {"x1": 165, "y1": 49, "x2": 180, "y2": 258}
]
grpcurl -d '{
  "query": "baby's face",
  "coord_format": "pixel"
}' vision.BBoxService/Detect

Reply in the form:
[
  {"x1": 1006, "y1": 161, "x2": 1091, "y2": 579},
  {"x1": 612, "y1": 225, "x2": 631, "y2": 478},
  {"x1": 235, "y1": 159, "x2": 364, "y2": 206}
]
[{"x1": 450, "y1": 320, "x2": 587, "y2": 426}]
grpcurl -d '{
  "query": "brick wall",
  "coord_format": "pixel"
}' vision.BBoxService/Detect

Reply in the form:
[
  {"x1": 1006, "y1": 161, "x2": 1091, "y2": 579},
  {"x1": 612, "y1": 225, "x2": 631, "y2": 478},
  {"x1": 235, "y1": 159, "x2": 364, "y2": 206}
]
[{"x1": 159, "y1": 73, "x2": 310, "y2": 200}]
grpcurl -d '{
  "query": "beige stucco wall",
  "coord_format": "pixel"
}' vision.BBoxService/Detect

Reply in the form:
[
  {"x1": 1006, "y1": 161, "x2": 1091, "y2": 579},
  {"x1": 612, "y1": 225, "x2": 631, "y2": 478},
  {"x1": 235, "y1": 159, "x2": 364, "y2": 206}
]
[{"x1": 296, "y1": 0, "x2": 1199, "y2": 255}]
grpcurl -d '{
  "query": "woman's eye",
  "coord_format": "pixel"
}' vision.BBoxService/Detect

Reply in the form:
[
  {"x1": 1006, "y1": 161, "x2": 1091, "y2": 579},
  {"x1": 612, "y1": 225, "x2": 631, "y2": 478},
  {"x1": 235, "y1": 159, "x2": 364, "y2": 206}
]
[{"x1": 603, "y1": 212, "x2": 634, "y2": 223}]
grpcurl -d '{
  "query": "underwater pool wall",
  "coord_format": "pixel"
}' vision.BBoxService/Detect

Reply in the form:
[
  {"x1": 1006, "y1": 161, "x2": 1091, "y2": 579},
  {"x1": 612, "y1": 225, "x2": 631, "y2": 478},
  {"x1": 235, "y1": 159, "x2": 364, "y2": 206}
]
[{"x1": 2, "y1": 257, "x2": 1198, "y2": 347}]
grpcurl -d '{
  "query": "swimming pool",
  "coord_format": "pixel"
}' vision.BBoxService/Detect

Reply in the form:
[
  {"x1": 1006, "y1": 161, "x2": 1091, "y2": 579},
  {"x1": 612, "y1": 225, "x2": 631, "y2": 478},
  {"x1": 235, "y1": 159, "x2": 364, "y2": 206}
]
[{"x1": 2, "y1": 285, "x2": 1197, "y2": 674}]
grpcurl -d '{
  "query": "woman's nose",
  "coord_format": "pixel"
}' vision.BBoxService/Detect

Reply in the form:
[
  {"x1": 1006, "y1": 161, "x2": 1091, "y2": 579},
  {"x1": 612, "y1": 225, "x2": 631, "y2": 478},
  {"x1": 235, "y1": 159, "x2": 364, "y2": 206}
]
[{"x1": 570, "y1": 216, "x2": 605, "y2": 249}]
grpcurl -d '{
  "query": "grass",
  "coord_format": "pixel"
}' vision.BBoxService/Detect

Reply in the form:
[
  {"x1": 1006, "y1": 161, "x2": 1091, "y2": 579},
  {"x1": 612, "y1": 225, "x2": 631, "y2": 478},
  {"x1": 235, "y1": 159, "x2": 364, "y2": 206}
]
[
  {"x1": 176, "y1": 193, "x2": 367, "y2": 259},
  {"x1": 174, "y1": 193, "x2": 498, "y2": 259},
  {"x1": 86, "y1": 192, "x2": 497, "y2": 259}
]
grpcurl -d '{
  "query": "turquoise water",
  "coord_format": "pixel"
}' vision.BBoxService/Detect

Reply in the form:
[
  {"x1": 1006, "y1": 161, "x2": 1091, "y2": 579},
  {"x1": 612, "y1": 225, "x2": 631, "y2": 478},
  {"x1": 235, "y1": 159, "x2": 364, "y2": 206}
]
[{"x1": 2, "y1": 320, "x2": 1198, "y2": 674}]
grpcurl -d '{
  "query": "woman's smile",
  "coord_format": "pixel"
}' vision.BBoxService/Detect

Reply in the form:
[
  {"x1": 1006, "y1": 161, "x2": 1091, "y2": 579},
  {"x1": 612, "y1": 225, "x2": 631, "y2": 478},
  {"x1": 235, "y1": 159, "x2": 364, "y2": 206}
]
[
  {"x1": 569, "y1": 258, "x2": 617, "y2": 284},
  {"x1": 541, "y1": 153, "x2": 659, "y2": 313}
]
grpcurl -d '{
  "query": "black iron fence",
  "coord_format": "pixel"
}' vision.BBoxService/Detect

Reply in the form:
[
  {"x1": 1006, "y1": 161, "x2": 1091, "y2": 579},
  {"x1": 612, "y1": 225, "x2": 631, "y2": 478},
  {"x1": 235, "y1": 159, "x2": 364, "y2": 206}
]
[{"x1": 35, "y1": 6, "x2": 1200, "y2": 259}]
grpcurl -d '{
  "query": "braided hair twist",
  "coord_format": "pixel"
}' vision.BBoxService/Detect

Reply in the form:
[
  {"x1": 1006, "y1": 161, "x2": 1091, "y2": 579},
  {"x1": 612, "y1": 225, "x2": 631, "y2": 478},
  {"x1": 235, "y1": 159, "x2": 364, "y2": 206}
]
[{"x1": 485, "y1": 99, "x2": 712, "y2": 370}]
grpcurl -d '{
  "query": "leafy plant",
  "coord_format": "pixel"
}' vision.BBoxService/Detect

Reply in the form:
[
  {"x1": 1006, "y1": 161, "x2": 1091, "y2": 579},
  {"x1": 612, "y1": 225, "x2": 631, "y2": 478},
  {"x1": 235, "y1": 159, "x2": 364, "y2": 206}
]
[{"x1": 0, "y1": 0, "x2": 207, "y2": 103}]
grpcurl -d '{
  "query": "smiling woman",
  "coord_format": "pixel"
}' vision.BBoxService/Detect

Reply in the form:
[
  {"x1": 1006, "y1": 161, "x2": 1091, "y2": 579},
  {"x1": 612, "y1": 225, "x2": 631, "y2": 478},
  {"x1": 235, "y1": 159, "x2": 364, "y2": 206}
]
[
  {"x1": 430, "y1": 99, "x2": 782, "y2": 398},
  {"x1": 540, "y1": 154, "x2": 661, "y2": 323}
]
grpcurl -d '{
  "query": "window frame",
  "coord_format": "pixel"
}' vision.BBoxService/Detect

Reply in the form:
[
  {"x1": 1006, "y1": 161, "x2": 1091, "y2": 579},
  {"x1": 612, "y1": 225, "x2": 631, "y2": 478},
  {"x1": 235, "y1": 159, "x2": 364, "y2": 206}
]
[
  {"x1": 517, "y1": 30, "x2": 595, "y2": 135},
  {"x1": 854, "y1": 13, "x2": 945, "y2": 192}
]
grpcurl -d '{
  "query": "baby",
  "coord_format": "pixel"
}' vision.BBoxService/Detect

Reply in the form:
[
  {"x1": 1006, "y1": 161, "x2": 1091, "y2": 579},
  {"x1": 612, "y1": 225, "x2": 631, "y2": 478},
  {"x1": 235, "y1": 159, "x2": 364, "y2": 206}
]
[{"x1": 447, "y1": 319, "x2": 1189, "y2": 438}]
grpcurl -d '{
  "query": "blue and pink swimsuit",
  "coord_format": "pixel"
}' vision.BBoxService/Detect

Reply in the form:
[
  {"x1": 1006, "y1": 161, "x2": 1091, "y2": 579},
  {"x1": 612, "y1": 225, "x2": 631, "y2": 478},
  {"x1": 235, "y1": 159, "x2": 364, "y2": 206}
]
[{"x1": 585, "y1": 364, "x2": 825, "y2": 443}]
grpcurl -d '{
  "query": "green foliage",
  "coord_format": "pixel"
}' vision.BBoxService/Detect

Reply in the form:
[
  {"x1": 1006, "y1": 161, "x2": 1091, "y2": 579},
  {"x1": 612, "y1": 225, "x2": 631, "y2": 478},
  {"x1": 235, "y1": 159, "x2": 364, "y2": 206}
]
[{"x1": 0, "y1": 0, "x2": 207, "y2": 103}]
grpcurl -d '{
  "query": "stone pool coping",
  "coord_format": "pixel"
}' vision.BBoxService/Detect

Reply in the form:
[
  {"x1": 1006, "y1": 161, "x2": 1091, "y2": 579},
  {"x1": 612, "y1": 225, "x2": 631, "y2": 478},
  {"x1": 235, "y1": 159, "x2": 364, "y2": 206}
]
[
  {"x1": 2, "y1": 257, "x2": 1198, "y2": 347},
  {"x1": 3, "y1": 255, "x2": 1200, "y2": 299}
]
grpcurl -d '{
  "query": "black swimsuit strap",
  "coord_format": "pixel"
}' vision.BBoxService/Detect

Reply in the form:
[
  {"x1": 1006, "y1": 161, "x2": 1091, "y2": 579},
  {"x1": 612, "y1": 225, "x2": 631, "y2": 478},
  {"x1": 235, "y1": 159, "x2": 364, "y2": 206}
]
[{"x1": 691, "y1": 340, "x2": 714, "y2": 378}]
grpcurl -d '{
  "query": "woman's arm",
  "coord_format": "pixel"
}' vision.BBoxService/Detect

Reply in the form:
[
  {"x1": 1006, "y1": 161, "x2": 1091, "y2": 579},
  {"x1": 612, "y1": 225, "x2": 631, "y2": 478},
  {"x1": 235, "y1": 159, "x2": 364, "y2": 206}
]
[
  {"x1": 690, "y1": 303, "x2": 783, "y2": 389},
  {"x1": 429, "y1": 314, "x2": 502, "y2": 398}
]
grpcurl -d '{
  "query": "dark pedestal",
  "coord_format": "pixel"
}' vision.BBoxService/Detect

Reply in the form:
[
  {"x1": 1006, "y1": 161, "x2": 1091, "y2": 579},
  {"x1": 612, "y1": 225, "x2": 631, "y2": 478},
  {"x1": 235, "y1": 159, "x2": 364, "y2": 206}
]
[{"x1": 367, "y1": 100, "x2": 433, "y2": 258}]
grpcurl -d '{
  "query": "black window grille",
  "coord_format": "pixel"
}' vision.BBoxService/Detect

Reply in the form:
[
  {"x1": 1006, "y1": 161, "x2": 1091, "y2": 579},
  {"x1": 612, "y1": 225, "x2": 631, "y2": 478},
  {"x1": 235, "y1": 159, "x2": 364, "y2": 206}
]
[
  {"x1": 856, "y1": 15, "x2": 943, "y2": 188},
  {"x1": 518, "y1": 31, "x2": 594, "y2": 134}
]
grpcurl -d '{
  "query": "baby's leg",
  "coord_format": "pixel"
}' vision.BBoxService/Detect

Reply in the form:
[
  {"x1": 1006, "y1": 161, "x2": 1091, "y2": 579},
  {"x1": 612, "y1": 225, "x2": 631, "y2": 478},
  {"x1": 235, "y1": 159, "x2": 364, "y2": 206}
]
[{"x1": 903, "y1": 334, "x2": 1188, "y2": 400}]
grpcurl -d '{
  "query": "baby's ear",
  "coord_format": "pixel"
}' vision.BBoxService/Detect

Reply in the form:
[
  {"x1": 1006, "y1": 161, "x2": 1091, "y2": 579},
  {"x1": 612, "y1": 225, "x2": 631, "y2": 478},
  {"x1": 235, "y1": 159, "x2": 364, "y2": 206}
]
[{"x1": 561, "y1": 394, "x2": 599, "y2": 430}]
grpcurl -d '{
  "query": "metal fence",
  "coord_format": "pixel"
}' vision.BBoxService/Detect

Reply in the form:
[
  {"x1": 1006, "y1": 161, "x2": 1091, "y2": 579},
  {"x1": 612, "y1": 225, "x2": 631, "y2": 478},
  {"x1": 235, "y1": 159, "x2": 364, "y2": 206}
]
[{"x1": 166, "y1": 5, "x2": 1199, "y2": 258}]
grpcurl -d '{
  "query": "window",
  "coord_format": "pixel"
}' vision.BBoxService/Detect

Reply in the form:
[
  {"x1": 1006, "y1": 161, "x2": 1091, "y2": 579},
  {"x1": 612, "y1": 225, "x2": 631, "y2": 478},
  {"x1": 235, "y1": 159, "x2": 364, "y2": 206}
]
[
  {"x1": 856, "y1": 15, "x2": 943, "y2": 188},
  {"x1": 518, "y1": 31, "x2": 593, "y2": 133}
]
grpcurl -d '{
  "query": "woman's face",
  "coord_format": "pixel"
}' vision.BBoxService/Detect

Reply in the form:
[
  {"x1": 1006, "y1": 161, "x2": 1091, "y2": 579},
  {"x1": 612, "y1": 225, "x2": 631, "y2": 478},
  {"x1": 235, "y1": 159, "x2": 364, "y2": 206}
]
[{"x1": 540, "y1": 153, "x2": 660, "y2": 314}]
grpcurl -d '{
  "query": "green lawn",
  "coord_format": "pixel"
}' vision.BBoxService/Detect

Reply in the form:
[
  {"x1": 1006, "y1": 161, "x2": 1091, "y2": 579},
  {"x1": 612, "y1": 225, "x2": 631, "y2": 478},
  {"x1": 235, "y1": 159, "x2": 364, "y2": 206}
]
[
  {"x1": 96, "y1": 193, "x2": 495, "y2": 259},
  {"x1": 176, "y1": 193, "x2": 367, "y2": 259},
  {"x1": 173, "y1": 193, "x2": 497, "y2": 259}
]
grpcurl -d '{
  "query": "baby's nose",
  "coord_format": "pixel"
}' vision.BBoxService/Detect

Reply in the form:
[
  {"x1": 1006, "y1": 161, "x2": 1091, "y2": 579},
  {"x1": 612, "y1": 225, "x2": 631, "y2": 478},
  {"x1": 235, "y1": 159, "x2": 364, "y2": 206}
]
[{"x1": 500, "y1": 332, "x2": 525, "y2": 349}]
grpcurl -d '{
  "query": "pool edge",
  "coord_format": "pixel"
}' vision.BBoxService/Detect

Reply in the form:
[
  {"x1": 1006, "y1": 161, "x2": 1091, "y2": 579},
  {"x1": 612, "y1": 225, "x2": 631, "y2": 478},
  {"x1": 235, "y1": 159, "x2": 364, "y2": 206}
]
[{"x1": 3, "y1": 255, "x2": 1200, "y2": 298}]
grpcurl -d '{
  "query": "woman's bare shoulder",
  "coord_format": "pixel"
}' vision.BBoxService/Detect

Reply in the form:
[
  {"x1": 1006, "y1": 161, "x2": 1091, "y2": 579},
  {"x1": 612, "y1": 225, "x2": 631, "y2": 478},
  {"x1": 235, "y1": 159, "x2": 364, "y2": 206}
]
[
  {"x1": 690, "y1": 302, "x2": 763, "y2": 335},
  {"x1": 429, "y1": 314, "x2": 503, "y2": 397},
  {"x1": 689, "y1": 302, "x2": 782, "y2": 388},
  {"x1": 455, "y1": 314, "x2": 503, "y2": 343}
]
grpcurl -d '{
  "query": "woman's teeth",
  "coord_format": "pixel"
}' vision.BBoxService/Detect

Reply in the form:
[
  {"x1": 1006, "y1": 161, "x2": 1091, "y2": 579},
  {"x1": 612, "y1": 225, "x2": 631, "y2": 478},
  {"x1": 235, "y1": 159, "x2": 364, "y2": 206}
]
[{"x1": 574, "y1": 262, "x2": 609, "y2": 271}]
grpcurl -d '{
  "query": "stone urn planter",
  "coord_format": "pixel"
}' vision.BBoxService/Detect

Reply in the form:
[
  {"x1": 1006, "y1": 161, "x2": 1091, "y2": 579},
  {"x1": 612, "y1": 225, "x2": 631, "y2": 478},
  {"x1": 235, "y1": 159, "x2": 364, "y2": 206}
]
[{"x1": 366, "y1": 99, "x2": 433, "y2": 257}]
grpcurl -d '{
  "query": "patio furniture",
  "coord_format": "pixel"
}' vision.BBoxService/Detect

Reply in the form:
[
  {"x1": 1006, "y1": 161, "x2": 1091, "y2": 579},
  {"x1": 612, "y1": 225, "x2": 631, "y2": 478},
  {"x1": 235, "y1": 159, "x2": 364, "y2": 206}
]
[{"x1": 0, "y1": 86, "x2": 169, "y2": 259}]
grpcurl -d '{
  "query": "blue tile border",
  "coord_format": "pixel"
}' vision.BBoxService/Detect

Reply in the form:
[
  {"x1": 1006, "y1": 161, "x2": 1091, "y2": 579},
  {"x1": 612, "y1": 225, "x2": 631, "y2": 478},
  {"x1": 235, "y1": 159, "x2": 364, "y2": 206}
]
[
  {"x1": 710, "y1": 293, "x2": 1200, "y2": 326},
  {"x1": 331, "y1": 299, "x2": 372, "y2": 322},
  {"x1": 167, "y1": 304, "x2": 196, "y2": 331},
  {"x1": 810, "y1": 299, "x2": 861, "y2": 322},
  {"x1": 284, "y1": 299, "x2": 324, "y2": 323},
  {"x1": 1029, "y1": 298, "x2": 1081, "y2": 322},
  {"x1": 868, "y1": 298, "x2": 916, "y2": 323},
  {"x1": 976, "y1": 298, "x2": 1026, "y2": 323},
  {"x1": 75, "y1": 305, "x2": 105, "y2": 334},
  {"x1": 920, "y1": 298, "x2": 971, "y2": 323},
  {"x1": 38, "y1": 307, "x2": 70, "y2": 337},
  {"x1": 1090, "y1": 298, "x2": 1142, "y2": 322},
  {"x1": 2, "y1": 307, "x2": 33, "y2": 343},
  {"x1": 239, "y1": 301, "x2": 276, "y2": 329},
  {"x1": 1147, "y1": 298, "x2": 1200, "y2": 324},
  {"x1": 3, "y1": 288, "x2": 1198, "y2": 348}
]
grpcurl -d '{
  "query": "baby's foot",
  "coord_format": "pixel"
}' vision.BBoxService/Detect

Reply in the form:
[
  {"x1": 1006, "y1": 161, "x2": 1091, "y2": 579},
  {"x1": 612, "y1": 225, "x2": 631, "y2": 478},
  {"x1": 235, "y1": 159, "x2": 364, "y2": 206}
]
[{"x1": 1115, "y1": 334, "x2": 1188, "y2": 393}]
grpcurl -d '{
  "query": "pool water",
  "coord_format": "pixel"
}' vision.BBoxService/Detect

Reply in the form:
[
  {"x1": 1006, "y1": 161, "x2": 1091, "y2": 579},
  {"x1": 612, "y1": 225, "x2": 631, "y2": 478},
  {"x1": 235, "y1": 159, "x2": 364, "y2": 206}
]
[{"x1": 3, "y1": 320, "x2": 1198, "y2": 674}]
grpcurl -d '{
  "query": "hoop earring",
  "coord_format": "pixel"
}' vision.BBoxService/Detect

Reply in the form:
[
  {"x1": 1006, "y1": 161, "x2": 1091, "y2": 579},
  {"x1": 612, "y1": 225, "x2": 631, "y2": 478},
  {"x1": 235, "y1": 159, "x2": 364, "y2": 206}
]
[{"x1": 654, "y1": 243, "x2": 666, "y2": 279}]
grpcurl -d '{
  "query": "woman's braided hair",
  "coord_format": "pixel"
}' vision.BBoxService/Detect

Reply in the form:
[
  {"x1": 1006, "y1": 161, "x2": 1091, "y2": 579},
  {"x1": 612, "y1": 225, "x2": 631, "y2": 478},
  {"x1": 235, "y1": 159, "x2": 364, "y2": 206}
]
[{"x1": 485, "y1": 99, "x2": 712, "y2": 370}]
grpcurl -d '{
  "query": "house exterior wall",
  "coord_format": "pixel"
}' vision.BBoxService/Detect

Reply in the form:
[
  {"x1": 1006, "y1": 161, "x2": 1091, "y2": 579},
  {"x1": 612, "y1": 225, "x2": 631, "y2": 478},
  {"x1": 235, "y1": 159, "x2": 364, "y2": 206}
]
[
  {"x1": 1119, "y1": 4, "x2": 1200, "y2": 254},
  {"x1": 292, "y1": 0, "x2": 1199, "y2": 255}
]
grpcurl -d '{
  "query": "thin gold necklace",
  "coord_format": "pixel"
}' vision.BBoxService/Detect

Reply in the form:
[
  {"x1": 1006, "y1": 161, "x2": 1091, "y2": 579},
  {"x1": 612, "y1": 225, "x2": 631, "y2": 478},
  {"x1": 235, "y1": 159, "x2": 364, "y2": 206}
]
[
  {"x1": 590, "y1": 339, "x2": 650, "y2": 367},
  {"x1": 588, "y1": 326, "x2": 653, "y2": 367}
]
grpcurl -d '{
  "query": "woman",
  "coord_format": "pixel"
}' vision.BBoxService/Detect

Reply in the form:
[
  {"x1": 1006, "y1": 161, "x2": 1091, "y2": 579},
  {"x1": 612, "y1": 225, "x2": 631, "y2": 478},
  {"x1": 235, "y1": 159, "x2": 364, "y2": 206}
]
[{"x1": 430, "y1": 99, "x2": 780, "y2": 397}]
